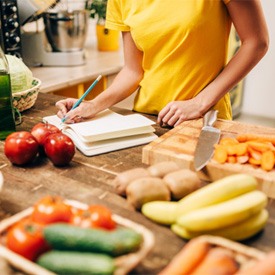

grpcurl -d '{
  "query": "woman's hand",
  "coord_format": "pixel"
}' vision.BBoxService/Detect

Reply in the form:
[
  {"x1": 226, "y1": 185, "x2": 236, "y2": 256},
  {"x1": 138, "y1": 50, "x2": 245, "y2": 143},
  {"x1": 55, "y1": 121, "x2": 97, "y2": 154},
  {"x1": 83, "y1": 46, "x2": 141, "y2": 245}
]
[
  {"x1": 157, "y1": 99, "x2": 204, "y2": 127},
  {"x1": 55, "y1": 98, "x2": 96, "y2": 124}
]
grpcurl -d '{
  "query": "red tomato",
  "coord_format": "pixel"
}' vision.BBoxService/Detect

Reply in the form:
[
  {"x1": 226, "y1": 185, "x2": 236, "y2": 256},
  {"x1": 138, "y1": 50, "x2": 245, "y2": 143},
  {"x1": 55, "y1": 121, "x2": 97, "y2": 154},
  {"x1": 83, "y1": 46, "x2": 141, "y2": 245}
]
[
  {"x1": 4, "y1": 131, "x2": 39, "y2": 165},
  {"x1": 31, "y1": 195, "x2": 73, "y2": 224},
  {"x1": 31, "y1": 122, "x2": 60, "y2": 147},
  {"x1": 70, "y1": 205, "x2": 116, "y2": 230},
  {"x1": 44, "y1": 132, "x2": 75, "y2": 166},
  {"x1": 6, "y1": 219, "x2": 49, "y2": 261}
]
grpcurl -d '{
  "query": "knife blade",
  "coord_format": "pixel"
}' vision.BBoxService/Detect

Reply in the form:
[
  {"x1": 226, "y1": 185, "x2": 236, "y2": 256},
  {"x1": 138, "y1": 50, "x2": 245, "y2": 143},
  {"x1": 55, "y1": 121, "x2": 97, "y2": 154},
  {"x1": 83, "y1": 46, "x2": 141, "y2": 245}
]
[{"x1": 194, "y1": 110, "x2": 221, "y2": 171}]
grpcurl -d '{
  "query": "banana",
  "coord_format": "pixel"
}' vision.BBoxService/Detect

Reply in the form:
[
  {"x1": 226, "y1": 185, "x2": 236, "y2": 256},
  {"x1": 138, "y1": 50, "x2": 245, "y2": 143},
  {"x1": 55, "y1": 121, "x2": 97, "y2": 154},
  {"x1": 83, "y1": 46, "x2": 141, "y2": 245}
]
[
  {"x1": 171, "y1": 209, "x2": 269, "y2": 241},
  {"x1": 177, "y1": 190, "x2": 267, "y2": 231},
  {"x1": 141, "y1": 201, "x2": 178, "y2": 225},
  {"x1": 176, "y1": 173, "x2": 258, "y2": 218}
]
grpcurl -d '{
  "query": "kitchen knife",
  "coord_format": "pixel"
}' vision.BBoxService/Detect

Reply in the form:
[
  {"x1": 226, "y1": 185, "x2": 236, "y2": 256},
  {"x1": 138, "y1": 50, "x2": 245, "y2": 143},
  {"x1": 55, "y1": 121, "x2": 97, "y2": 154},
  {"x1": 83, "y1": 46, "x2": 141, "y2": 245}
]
[{"x1": 194, "y1": 110, "x2": 221, "y2": 171}]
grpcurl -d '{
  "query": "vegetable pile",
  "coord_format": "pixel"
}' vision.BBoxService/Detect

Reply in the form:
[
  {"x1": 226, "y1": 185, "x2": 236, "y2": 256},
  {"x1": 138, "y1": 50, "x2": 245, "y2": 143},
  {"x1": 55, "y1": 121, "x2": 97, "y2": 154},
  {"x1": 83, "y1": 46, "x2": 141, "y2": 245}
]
[
  {"x1": 5, "y1": 196, "x2": 143, "y2": 275},
  {"x1": 213, "y1": 134, "x2": 275, "y2": 171}
]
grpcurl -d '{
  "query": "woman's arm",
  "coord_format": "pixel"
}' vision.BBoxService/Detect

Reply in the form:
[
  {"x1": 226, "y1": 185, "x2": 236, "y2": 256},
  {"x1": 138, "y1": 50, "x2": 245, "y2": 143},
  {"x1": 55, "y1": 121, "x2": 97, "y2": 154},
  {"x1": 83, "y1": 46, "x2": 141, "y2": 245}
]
[
  {"x1": 158, "y1": 0, "x2": 269, "y2": 127},
  {"x1": 56, "y1": 31, "x2": 143, "y2": 122}
]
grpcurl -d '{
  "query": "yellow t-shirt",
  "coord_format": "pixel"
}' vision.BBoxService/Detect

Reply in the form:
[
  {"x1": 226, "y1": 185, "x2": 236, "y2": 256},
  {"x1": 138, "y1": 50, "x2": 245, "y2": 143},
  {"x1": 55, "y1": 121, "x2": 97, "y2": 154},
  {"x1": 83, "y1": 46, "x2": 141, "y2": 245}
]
[{"x1": 106, "y1": 0, "x2": 232, "y2": 119}]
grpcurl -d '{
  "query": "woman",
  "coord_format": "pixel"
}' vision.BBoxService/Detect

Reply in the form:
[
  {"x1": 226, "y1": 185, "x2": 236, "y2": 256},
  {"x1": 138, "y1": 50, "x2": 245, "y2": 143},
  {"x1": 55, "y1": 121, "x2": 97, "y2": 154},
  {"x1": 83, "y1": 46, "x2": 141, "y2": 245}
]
[{"x1": 56, "y1": 0, "x2": 269, "y2": 127}]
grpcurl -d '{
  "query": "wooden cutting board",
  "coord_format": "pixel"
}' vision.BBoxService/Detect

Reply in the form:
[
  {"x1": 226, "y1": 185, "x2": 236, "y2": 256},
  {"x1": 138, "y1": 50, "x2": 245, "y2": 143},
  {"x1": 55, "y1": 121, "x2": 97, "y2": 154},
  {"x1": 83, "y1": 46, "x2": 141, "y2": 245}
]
[{"x1": 142, "y1": 118, "x2": 275, "y2": 199}]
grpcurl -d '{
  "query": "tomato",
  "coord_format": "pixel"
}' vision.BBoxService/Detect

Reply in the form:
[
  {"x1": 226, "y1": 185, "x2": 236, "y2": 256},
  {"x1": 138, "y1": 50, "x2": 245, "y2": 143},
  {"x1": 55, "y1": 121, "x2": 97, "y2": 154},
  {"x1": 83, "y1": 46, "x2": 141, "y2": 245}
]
[
  {"x1": 31, "y1": 195, "x2": 73, "y2": 224},
  {"x1": 70, "y1": 205, "x2": 116, "y2": 230},
  {"x1": 4, "y1": 131, "x2": 39, "y2": 165},
  {"x1": 44, "y1": 132, "x2": 75, "y2": 166},
  {"x1": 6, "y1": 219, "x2": 49, "y2": 261},
  {"x1": 31, "y1": 122, "x2": 60, "y2": 147}
]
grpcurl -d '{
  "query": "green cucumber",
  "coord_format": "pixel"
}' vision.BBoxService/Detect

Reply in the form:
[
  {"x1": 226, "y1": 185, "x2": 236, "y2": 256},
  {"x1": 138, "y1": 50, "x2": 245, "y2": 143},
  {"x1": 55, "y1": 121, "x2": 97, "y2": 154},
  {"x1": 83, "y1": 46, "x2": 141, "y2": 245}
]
[
  {"x1": 43, "y1": 223, "x2": 143, "y2": 256},
  {"x1": 37, "y1": 250, "x2": 115, "y2": 275}
]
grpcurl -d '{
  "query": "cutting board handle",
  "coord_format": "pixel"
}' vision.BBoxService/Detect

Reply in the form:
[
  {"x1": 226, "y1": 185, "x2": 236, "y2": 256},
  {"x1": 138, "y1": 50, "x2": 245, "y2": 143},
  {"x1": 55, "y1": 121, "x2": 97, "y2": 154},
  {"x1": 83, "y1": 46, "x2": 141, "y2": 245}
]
[{"x1": 203, "y1": 110, "x2": 218, "y2": 127}]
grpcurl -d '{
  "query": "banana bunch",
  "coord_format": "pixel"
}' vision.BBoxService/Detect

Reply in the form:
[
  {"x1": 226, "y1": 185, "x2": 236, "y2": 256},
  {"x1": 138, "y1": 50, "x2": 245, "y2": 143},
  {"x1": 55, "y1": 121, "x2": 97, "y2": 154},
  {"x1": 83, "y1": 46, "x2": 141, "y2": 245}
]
[{"x1": 141, "y1": 174, "x2": 269, "y2": 241}]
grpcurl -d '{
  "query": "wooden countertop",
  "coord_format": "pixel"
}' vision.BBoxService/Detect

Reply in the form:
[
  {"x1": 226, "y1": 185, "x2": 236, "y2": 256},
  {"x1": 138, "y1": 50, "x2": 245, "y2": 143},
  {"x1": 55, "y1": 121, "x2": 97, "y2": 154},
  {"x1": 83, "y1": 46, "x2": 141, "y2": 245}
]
[
  {"x1": 1, "y1": 93, "x2": 275, "y2": 274},
  {"x1": 30, "y1": 46, "x2": 124, "y2": 93}
]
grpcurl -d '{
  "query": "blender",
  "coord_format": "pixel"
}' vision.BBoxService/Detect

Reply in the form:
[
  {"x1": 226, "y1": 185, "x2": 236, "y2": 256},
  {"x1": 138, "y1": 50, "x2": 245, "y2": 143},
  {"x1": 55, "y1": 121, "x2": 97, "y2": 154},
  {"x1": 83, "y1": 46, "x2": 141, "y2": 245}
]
[{"x1": 17, "y1": 0, "x2": 88, "y2": 67}]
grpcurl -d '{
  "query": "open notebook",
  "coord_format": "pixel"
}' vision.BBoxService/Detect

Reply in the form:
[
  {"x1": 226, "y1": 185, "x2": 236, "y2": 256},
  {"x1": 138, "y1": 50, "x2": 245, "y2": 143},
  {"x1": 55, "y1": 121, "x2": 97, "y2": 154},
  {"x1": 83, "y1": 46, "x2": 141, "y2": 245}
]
[{"x1": 43, "y1": 109, "x2": 158, "y2": 156}]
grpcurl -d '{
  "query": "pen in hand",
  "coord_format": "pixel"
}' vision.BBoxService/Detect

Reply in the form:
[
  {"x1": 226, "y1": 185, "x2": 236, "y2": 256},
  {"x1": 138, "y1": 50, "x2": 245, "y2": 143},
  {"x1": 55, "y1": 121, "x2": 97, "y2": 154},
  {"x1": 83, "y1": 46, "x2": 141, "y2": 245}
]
[{"x1": 61, "y1": 75, "x2": 102, "y2": 123}]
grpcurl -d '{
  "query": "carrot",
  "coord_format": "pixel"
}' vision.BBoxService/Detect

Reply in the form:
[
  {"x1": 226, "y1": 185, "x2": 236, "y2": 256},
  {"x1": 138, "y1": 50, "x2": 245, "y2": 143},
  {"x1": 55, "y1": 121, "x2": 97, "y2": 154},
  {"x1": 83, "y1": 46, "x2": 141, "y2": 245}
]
[
  {"x1": 159, "y1": 238, "x2": 211, "y2": 275},
  {"x1": 236, "y1": 155, "x2": 249, "y2": 164},
  {"x1": 235, "y1": 251, "x2": 275, "y2": 275},
  {"x1": 246, "y1": 141, "x2": 272, "y2": 152},
  {"x1": 249, "y1": 157, "x2": 262, "y2": 166},
  {"x1": 190, "y1": 247, "x2": 239, "y2": 275},
  {"x1": 213, "y1": 145, "x2": 228, "y2": 164},
  {"x1": 227, "y1": 156, "x2": 237, "y2": 164},
  {"x1": 247, "y1": 147, "x2": 262, "y2": 161},
  {"x1": 261, "y1": 150, "x2": 275, "y2": 171},
  {"x1": 219, "y1": 137, "x2": 239, "y2": 145},
  {"x1": 236, "y1": 134, "x2": 275, "y2": 145}
]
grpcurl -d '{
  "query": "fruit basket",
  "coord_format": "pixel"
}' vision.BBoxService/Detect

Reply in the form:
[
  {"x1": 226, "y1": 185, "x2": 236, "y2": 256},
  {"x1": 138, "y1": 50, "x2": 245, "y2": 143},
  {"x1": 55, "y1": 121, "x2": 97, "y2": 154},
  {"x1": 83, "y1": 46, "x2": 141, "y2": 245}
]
[
  {"x1": 12, "y1": 77, "x2": 41, "y2": 112},
  {"x1": 0, "y1": 200, "x2": 155, "y2": 275}
]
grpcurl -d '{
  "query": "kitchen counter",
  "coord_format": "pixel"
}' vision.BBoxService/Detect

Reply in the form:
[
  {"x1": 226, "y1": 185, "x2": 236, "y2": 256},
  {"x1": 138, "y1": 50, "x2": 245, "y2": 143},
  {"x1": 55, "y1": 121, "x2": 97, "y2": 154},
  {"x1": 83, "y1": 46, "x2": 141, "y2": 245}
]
[
  {"x1": 30, "y1": 45, "x2": 124, "y2": 94},
  {"x1": 1, "y1": 93, "x2": 275, "y2": 274}
]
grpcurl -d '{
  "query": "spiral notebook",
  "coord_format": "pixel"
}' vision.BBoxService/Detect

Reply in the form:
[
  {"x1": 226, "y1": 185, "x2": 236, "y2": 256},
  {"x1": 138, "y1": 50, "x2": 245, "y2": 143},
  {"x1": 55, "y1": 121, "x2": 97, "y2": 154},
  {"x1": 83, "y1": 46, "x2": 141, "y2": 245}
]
[{"x1": 43, "y1": 109, "x2": 157, "y2": 156}]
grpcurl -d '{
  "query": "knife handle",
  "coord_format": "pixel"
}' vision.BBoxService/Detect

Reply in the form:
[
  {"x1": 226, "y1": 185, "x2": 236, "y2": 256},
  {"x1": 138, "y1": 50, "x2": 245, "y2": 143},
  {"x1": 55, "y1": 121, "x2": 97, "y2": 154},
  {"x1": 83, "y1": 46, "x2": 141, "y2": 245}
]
[{"x1": 203, "y1": 110, "x2": 218, "y2": 127}]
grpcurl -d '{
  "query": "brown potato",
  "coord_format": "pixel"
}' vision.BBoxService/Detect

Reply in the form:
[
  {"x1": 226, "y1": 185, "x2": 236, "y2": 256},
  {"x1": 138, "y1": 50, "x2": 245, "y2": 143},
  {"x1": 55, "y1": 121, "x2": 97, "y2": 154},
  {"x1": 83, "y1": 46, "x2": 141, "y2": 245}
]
[
  {"x1": 163, "y1": 169, "x2": 202, "y2": 200},
  {"x1": 112, "y1": 167, "x2": 150, "y2": 196},
  {"x1": 126, "y1": 177, "x2": 171, "y2": 210},
  {"x1": 147, "y1": 161, "x2": 180, "y2": 178}
]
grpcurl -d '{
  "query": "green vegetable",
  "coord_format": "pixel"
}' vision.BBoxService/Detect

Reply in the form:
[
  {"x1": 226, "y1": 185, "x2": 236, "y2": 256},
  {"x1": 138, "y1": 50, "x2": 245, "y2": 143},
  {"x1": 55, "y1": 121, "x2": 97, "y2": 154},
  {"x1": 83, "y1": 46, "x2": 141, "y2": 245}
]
[
  {"x1": 5, "y1": 55, "x2": 33, "y2": 93},
  {"x1": 37, "y1": 250, "x2": 115, "y2": 275},
  {"x1": 43, "y1": 223, "x2": 143, "y2": 256}
]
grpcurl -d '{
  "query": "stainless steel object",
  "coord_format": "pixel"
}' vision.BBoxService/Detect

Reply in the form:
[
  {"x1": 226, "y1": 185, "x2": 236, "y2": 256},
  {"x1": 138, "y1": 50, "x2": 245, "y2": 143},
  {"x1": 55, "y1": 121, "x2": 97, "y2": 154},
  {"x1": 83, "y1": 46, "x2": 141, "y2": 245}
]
[
  {"x1": 43, "y1": 9, "x2": 89, "y2": 52},
  {"x1": 193, "y1": 110, "x2": 221, "y2": 171}
]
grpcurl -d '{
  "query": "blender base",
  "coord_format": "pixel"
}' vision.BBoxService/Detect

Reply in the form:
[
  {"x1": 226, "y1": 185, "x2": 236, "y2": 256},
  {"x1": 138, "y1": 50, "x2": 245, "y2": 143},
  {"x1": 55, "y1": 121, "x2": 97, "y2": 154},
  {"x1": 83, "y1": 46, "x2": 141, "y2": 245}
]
[{"x1": 21, "y1": 31, "x2": 86, "y2": 67}]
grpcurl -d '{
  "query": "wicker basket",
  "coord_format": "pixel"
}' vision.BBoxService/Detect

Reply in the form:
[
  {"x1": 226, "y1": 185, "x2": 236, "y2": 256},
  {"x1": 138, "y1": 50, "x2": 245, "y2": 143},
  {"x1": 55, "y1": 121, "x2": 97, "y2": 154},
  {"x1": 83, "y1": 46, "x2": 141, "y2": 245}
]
[{"x1": 12, "y1": 78, "x2": 41, "y2": 112}]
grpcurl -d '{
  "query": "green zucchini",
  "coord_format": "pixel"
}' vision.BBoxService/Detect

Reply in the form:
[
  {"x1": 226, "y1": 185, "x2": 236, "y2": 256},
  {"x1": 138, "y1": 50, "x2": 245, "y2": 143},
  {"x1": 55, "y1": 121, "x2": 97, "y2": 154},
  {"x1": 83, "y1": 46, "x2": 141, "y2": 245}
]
[
  {"x1": 43, "y1": 223, "x2": 143, "y2": 256},
  {"x1": 37, "y1": 250, "x2": 115, "y2": 275}
]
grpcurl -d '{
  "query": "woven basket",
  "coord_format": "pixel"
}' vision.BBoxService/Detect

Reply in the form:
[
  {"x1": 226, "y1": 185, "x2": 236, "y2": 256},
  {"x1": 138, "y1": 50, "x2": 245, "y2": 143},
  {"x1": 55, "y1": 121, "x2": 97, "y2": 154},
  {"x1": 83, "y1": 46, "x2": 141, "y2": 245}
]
[{"x1": 12, "y1": 78, "x2": 41, "y2": 112}]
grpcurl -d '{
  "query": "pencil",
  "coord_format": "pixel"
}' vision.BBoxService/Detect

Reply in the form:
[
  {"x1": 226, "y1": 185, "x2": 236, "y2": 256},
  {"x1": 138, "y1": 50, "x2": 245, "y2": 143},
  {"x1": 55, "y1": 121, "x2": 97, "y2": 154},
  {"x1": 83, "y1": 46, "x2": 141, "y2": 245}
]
[{"x1": 61, "y1": 75, "x2": 102, "y2": 123}]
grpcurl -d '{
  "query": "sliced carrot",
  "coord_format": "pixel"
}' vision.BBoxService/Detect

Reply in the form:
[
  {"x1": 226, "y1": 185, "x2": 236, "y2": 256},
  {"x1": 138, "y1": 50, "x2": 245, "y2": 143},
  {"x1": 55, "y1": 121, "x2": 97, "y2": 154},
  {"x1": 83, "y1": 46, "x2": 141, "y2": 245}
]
[
  {"x1": 237, "y1": 155, "x2": 249, "y2": 164},
  {"x1": 213, "y1": 145, "x2": 228, "y2": 164},
  {"x1": 249, "y1": 157, "x2": 262, "y2": 166},
  {"x1": 227, "y1": 156, "x2": 237, "y2": 164},
  {"x1": 235, "y1": 251, "x2": 275, "y2": 275},
  {"x1": 261, "y1": 150, "x2": 275, "y2": 171},
  {"x1": 159, "y1": 238, "x2": 211, "y2": 275},
  {"x1": 246, "y1": 141, "x2": 272, "y2": 152},
  {"x1": 190, "y1": 247, "x2": 239, "y2": 275},
  {"x1": 247, "y1": 147, "x2": 262, "y2": 161},
  {"x1": 219, "y1": 137, "x2": 239, "y2": 145}
]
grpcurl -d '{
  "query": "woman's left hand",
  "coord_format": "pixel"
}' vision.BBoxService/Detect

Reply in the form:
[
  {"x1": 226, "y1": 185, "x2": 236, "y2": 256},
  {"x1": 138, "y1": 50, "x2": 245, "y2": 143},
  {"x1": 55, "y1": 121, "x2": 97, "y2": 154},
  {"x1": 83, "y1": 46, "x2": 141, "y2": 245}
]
[{"x1": 157, "y1": 99, "x2": 204, "y2": 127}]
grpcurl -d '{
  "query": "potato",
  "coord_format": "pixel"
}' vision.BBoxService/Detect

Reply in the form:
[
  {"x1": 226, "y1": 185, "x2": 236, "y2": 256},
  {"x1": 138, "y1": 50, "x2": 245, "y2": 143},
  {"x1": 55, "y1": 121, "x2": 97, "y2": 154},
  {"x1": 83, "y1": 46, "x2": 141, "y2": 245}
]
[
  {"x1": 163, "y1": 169, "x2": 202, "y2": 200},
  {"x1": 112, "y1": 168, "x2": 150, "y2": 196},
  {"x1": 126, "y1": 177, "x2": 171, "y2": 210},
  {"x1": 147, "y1": 161, "x2": 180, "y2": 178}
]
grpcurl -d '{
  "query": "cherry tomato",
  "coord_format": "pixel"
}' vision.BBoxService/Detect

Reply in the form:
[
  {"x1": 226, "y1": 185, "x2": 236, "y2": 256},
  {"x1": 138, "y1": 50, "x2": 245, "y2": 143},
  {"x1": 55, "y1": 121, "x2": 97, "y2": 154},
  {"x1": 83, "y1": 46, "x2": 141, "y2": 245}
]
[
  {"x1": 6, "y1": 219, "x2": 49, "y2": 261},
  {"x1": 31, "y1": 195, "x2": 73, "y2": 224},
  {"x1": 70, "y1": 205, "x2": 116, "y2": 230},
  {"x1": 4, "y1": 131, "x2": 39, "y2": 165}
]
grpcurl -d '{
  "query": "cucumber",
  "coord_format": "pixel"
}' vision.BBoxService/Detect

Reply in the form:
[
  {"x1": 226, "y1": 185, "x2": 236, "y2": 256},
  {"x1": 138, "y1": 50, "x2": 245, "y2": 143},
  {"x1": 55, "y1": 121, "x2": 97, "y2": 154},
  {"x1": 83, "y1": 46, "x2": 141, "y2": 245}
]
[
  {"x1": 37, "y1": 250, "x2": 115, "y2": 275},
  {"x1": 43, "y1": 223, "x2": 143, "y2": 256}
]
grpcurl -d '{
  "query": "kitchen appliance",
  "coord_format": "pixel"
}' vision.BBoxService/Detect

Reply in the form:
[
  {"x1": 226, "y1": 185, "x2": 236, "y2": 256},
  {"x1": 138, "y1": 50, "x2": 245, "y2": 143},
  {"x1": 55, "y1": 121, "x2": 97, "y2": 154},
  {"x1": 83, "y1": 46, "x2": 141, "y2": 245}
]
[
  {"x1": 17, "y1": 0, "x2": 88, "y2": 67},
  {"x1": 193, "y1": 110, "x2": 221, "y2": 171},
  {"x1": 0, "y1": 0, "x2": 22, "y2": 57}
]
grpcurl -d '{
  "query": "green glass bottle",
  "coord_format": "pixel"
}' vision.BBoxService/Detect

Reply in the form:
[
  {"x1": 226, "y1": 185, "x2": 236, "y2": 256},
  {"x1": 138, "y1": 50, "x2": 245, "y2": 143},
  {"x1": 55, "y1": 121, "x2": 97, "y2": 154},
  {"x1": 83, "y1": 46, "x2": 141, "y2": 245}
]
[{"x1": 0, "y1": 46, "x2": 16, "y2": 140}]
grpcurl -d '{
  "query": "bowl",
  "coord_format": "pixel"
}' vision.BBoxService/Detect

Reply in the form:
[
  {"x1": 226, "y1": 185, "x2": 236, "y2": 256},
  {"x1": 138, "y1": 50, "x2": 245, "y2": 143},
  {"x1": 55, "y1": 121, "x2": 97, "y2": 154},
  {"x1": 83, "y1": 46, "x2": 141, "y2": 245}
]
[
  {"x1": 43, "y1": 9, "x2": 89, "y2": 52},
  {"x1": 12, "y1": 78, "x2": 41, "y2": 112}
]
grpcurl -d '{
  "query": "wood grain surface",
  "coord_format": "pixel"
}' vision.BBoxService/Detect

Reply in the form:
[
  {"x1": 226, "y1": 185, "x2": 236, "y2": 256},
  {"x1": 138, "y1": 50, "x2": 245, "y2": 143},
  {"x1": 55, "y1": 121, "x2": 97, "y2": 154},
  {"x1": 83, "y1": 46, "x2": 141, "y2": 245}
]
[{"x1": 1, "y1": 93, "x2": 275, "y2": 274}]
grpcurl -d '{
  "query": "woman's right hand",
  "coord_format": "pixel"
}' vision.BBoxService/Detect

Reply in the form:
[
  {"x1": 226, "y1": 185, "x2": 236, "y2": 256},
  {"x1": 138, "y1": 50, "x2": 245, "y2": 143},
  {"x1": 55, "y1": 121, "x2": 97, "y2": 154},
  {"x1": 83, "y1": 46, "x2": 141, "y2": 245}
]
[{"x1": 55, "y1": 98, "x2": 97, "y2": 124}]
